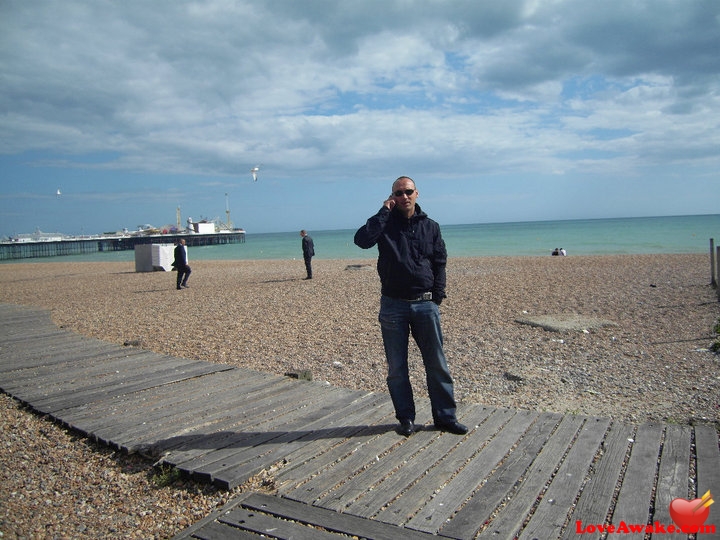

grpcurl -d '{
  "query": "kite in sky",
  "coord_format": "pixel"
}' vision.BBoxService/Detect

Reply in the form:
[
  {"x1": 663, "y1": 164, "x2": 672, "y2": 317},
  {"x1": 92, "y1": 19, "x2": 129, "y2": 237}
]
[{"x1": 250, "y1": 166, "x2": 259, "y2": 182}]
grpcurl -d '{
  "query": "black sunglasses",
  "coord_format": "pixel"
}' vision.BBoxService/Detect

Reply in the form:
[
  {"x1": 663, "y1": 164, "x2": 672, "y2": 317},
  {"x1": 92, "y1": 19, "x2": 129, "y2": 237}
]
[{"x1": 393, "y1": 189, "x2": 416, "y2": 197}]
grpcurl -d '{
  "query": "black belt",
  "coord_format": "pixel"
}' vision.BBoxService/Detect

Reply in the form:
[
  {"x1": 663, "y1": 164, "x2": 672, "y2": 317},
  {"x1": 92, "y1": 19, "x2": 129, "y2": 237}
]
[{"x1": 398, "y1": 292, "x2": 432, "y2": 302}]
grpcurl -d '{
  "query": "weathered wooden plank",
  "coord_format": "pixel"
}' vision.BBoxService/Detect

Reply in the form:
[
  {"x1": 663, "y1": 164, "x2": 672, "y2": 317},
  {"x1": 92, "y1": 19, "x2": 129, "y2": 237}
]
[
  {"x1": 0, "y1": 329, "x2": 80, "y2": 351},
  {"x1": 694, "y1": 424, "x2": 720, "y2": 540},
  {"x1": 0, "y1": 303, "x2": 52, "y2": 320},
  {"x1": 0, "y1": 347, "x2": 152, "y2": 387},
  {"x1": 1, "y1": 352, "x2": 168, "y2": 400},
  {"x1": 195, "y1": 389, "x2": 371, "y2": 489},
  {"x1": 146, "y1": 385, "x2": 325, "y2": 459},
  {"x1": 439, "y1": 412, "x2": 563, "y2": 540},
  {"x1": 274, "y1": 400, "x2": 398, "y2": 495},
  {"x1": 158, "y1": 381, "x2": 344, "y2": 467},
  {"x1": 0, "y1": 303, "x2": 52, "y2": 314},
  {"x1": 283, "y1": 404, "x2": 434, "y2": 505},
  {"x1": 220, "y1": 507, "x2": 347, "y2": 540},
  {"x1": 83, "y1": 374, "x2": 299, "y2": 445},
  {"x1": 695, "y1": 424, "x2": 720, "y2": 501},
  {"x1": 282, "y1": 420, "x2": 400, "y2": 499},
  {"x1": 0, "y1": 326, "x2": 61, "y2": 341},
  {"x1": 475, "y1": 414, "x2": 585, "y2": 538},
  {"x1": 240, "y1": 493, "x2": 434, "y2": 540},
  {"x1": 124, "y1": 401, "x2": 318, "y2": 456},
  {"x1": 374, "y1": 407, "x2": 517, "y2": 527},
  {"x1": 3, "y1": 351, "x2": 186, "y2": 402},
  {"x1": 27, "y1": 352, "x2": 225, "y2": 400},
  {"x1": 228, "y1": 392, "x2": 394, "y2": 482},
  {"x1": 335, "y1": 405, "x2": 492, "y2": 518},
  {"x1": 0, "y1": 315, "x2": 50, "y2": 330},
  {"x1": 35, "y1": 364, "x2": 224, "y2": 419},
  {"x1": 28, "y1": 361, "x2": 228, "y2": 414},
  {"x1": 0, "y1": 304, "x2": 52, "y2": 320},
  {"x1": 0, "y1": 321, "x2": 80, "y2": 342},
  {"x1": 0, "y1": 324, "x2": 60, "y2": 339},
  {"x1": 2, "y1": 334, "x2": 158, "y2": 372},
  {"x1": 406, "y1": 410, "x2": 540, "y2": 533},
  {"x1": 0, "y1": 334, "x2": 108, "y2": 368},
  {"x1": 171, "y1": 385, "x2": 350, "y2": 475},
  {"x1": 609, "y1": 423, "x2": 664, "y2": 538},
  {"x1": 559, "y1": 421, "x2": 633, "y2": 540},
  {"x1": 0, "y1": 322, "x2": 54, "y2": 337},
  {"x1": 273, "y1": 392, "x2": 394, "y2": 482},
  {"x1": 58, "y1": 369, "x2": 275, "y2": 429},
  {"x1": 111, "y1": 380, "x2": 326, "y2": 456},
  {"x1": 519, "y1": 417, "x2": 611, "y2": 539},
  {"x1": 126, "y1": 386, "x2": 368, "y2": 461},
  {"x1": 168, "y1": 492, "x2": 256, "y2": 539},
  {"x1": 37, "y1": 353, "x2": 216, "y2": 392},
  {"x1": 186, "y1": 519, "x2": 261, "y2": 539},
  {"x1": 653, "y1": 424, "x2": 692, "y2": 539},
  {"x1": 2, "y1": 351, "x2": 160, "y2": 405}
]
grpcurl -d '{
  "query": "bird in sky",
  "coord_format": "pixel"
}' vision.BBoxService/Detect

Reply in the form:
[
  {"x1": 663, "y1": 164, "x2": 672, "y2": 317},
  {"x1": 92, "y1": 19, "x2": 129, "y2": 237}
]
[{"x1": 250, "y1": 166, "x2": 260, "y2": 182}]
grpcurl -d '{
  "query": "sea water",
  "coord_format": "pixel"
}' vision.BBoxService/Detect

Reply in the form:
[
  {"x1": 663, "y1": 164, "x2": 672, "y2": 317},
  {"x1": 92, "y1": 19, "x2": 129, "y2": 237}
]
[{"x1": 7, "y1": 214, "x2": 720, "y2": 263}]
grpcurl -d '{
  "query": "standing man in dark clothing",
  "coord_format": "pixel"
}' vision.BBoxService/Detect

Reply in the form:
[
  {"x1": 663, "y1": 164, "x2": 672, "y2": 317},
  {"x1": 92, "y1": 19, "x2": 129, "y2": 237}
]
[
  {"x1": 354, "y1": 176, "x2": 467, "y2": 437},
  {"x1": 300, "y1": 230, "x2": 315, "y2": 279},
  {"x1": 172, "y1": 238, "x2": 191, "y2": 290}
]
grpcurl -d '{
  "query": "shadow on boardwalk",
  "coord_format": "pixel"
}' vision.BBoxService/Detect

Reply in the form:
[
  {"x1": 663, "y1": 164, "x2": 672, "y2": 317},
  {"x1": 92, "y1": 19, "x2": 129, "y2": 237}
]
[{"x1": 1, "y1": 303, "x2": 718, "y2": 539}]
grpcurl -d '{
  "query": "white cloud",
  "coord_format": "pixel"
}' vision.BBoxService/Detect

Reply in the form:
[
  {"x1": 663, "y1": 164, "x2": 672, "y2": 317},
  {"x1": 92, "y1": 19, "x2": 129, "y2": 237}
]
[{"x1": 1, "y1": 0, "x2": 718, "y2": 235}]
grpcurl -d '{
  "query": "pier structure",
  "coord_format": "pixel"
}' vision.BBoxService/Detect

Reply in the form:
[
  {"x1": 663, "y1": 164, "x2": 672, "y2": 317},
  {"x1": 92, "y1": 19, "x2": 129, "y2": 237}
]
[{"x1": 0, "y1": 231, "x2": 245, "y2": 261}]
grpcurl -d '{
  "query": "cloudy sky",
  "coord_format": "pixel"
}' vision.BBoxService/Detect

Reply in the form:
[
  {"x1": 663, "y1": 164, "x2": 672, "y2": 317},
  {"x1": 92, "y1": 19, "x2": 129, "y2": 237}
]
[{"x1": 1, "y1": 0, "x2": 718, "y2": 237}]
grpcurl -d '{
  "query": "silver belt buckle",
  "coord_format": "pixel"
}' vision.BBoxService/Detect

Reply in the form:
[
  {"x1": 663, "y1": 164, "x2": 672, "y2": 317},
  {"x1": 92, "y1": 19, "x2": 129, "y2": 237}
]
[{"x1": 422, "y1": 292, "x2": 432, "y2": 301}]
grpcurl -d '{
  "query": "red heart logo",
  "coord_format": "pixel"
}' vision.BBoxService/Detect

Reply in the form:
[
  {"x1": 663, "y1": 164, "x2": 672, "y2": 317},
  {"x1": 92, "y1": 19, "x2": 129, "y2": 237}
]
[{"x1": 669, "y1": 497, "x2": 710, "y2": 529}]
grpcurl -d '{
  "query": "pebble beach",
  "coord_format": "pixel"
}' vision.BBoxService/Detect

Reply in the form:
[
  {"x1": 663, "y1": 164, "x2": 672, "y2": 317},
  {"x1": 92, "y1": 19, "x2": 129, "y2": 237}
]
[{"x1": 1, "y1": 254, "x2": 719, "y2": 538}]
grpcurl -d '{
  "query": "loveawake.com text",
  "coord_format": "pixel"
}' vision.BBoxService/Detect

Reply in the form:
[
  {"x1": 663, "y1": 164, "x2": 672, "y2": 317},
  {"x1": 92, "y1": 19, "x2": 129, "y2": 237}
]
[{"x1": 575, "y1": 520, "x2": 716, "y2": 535}]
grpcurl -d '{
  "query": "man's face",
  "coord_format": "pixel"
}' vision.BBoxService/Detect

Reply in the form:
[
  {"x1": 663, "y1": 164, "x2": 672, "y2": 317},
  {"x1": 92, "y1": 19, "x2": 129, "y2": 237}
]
[{"x1": 391, "y1": 178, "x2": 418, "y2": 215}]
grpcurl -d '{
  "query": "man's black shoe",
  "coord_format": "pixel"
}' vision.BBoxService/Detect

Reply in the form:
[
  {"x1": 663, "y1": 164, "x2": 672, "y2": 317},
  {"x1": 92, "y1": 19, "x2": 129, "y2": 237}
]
[
  {"x1": 397, "y1": 419, "x2": 414, "y2": 437},
  {"x1": 435, "y1": 421, "x2": 468, "y2": 435}
]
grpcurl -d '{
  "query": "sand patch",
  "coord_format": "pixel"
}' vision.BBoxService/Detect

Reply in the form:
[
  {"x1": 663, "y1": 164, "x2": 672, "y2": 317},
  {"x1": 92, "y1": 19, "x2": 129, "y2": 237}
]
[{"x1": 515, "y1": 313, "x2": 618, "y2": 332}]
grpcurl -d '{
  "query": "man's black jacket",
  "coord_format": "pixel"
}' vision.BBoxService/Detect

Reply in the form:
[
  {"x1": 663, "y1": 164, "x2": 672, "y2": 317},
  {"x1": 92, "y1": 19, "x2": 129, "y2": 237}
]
[{"x1": 354, "y1": 203, "x2": 447, "y2": 303}]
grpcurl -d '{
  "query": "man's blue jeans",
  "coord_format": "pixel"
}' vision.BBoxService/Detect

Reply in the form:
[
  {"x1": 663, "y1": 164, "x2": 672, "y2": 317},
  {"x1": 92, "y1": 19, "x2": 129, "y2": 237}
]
[{"x1": 379, "y1": 295, "x2": 458, "y2": 425}]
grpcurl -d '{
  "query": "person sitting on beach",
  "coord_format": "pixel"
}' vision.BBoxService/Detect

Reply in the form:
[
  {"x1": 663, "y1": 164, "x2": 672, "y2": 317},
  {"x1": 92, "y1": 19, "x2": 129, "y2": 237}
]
[
  {"x1": 354, "y1": 176, "x2": 467, "y2": 438},
  {"x1": 559, "y1": 247, "x2": 566, "y2": 256},
  {"x1": 552, "y1": 248, "x2": 559, "y2": 256}
]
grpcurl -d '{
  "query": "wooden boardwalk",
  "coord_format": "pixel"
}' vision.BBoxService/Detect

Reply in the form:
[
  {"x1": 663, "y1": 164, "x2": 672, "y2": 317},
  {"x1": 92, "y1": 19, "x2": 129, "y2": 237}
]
[{"x1": 1, "y1": 303, "x2": 718, "y2": 539}]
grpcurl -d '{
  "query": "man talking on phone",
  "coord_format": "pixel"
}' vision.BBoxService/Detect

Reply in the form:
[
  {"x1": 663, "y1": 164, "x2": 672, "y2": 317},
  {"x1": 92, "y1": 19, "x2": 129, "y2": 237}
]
[{"x1": 354, "y1": 176, "x2": 467, "y2": 437}]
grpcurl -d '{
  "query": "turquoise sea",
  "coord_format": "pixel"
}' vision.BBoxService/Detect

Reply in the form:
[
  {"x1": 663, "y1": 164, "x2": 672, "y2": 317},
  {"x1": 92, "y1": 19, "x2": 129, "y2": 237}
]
[{"x1": 9, "y1": 214, "x2": 720, "y2": 263}]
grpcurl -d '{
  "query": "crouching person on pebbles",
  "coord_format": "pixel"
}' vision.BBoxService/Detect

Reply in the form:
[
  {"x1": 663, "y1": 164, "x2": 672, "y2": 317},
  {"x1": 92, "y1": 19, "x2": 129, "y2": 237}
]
[{"x1": 354, "y1": 176, "x2": 467, "y2": 438}]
